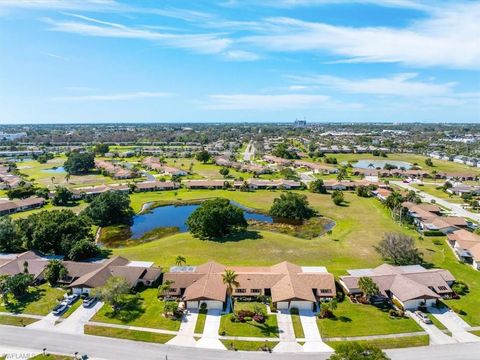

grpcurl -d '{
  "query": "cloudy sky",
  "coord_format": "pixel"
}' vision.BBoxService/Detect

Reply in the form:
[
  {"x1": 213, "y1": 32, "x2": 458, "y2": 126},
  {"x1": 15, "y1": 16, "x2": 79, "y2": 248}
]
[{"x1": 0, "y1": 0, "x2": 479, "y2": 123}]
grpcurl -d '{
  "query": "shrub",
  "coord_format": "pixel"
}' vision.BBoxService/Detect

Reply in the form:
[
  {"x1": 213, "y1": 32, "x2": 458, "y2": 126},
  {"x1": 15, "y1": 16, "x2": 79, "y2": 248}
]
[
  {"x1": 230, "y1": 315, "x2": 238, "y2": 322},
  {"x1": 243, "y1": 316, "x2": 252, "y2": 322},
  {"x1": 452, "y1": 281, "x2": 469, "y2": 296},
  {"x1": 289, "y1": 307, "x2": 299, "y2": 315},
  {"x1": 423, "y1": 230, "x2": 445, "y2": 237},
  {"x1": 200, "y1": 302, "x2": 207, "y2": 310},
  {"x1": 253, "y1": 314, "x2": 265, "y2": 323}
]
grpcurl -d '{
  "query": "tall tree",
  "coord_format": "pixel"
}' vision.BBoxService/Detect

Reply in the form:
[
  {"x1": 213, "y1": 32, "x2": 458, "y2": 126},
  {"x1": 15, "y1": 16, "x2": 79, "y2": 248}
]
[
  {"x1": 92, "y1": 276, "x2": 131, "y2": 310},
  {"x1": 375, "y1": 232, "x2": 423, "y2": 265},
  {"x1": 82, "y1": 191, "x2": 135, "y2": 227},
  {"x1": 0, "y1": 216, "x2": 22, "y2": 252},
  {"x1": 44, "y1": 260, "x2": 68, "y2": 286},
  {"x1": 158, "y1": 280, "x2": 174, "y2": 299},
  {"x1": 64, "y1": 152, "x2": 95, "y2": 175},
  {"x1": 222, "y1": 269, "x2": 239, "y2": 312},
  {"x1": 358, "y1": 277, "x2": 379, "y2": 303},
  {"x1": 269, "y1": 193, "x2": 314, "y2": 221},
  {"x1": 195, "y1": 150, "x2": 211, "y2": 164}
]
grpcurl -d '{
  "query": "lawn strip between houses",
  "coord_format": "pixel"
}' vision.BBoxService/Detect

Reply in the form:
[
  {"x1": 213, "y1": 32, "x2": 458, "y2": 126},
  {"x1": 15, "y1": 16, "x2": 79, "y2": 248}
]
[
  {"x1": 325, "y1": 334, "x2": 429, "y2": 350},
  {"x1": 84, "y1": 324, "x2": 175, "y2": 344},
  {"x1": 0, "y1": 314, "x2": 38, "y2": 327}
]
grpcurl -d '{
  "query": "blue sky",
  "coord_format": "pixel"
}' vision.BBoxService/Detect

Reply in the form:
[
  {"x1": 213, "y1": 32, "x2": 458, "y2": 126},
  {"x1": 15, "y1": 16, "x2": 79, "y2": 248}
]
[{"x1": 0, "y1": 0, "x2": 479, "y2": 124}]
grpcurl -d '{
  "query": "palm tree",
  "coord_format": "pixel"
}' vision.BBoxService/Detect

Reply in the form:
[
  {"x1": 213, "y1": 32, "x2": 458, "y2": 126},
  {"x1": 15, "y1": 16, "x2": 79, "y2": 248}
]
[
  {"x1": 64, "y1": 173, "x2": 71, "y2": 184},
  {"x1": 358, "y1": 277, "x2": 379, "y2": 303},
  {"x1": 50, "y1": 176, "x2": 56, "y2": 185},
  {"x1": 175, "y1": 256, "x2": 186, "y2": 266},
  {"x1": 158, "y1": 280, "x2": 174, "y2": 299},
  {"x1": 222, "y1": 269, "x2": 239, "y2": 312}
]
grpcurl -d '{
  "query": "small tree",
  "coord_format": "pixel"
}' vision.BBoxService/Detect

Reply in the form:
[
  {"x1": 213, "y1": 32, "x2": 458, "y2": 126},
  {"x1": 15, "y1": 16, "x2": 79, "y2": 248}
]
[
  {"x1": 328, "y1": 342, "x2": 390, "y2": 360},
  {"x1": 425, "y1": 158, "x2": 434, "y2": 167},
  {"x1": 309, "y1": 179, "x2": 327, "y2": 194},
  {"x1": 375, "y1": 232, "x2": 423, "y2": 265},
  {"x1": 68, "y1": 239, "x2": 99, "y2": 261},
  {"x1": 358, "y1": 277, "x2": 379, "y2": 303},
  {"x1": 175, "y1": 256, "x2": 186, "y2": 266},
  {"x1": 219, "y1": 167, "x2": 230, "y2": 178},
  {"x1": 94, "y1": 144, "x2": 110, "y2": 155},
  {"x1": 195, "y1": 150, "x2": 211, "y2": 164},
  {"x1": 222, "y1": 269, "x2": 239, "y2": 312},
  {"x1": 336, "y1": 167, "x2": 347, "y2": 181},
  {"x1": 331, "y1": 190, "x2": 344, "y2": 206},
  {"x1": 158, "y1": 280, "x2": 174, "y2": 299},
  {"x1": 93, "y1": 276, "x2": 131, "y2": 310},
  {"x1": 269, "y1": 193, "x2": 314, "y2": 221},
  {"x1": 5, "y1": 273, "x2": 32, "y2": 299},
  {"x1": 44, "y1": 260, "x2": 68, "y2": 286},
  {"x1": 52, "y1": 186, "x2": 74, "y2": 206},
  {"x1": 82, "y1": 191, "x2": 135, "y2": 227},
  {"x1": 0, "y1": 274, "x2": 10, "y2": 303}
]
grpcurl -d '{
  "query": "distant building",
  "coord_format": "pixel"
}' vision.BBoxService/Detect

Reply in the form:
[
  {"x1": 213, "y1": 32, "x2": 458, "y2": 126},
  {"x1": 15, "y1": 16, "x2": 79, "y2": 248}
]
[{"x1": 294, "y1": 118, "x2": 307, "y2": 127}]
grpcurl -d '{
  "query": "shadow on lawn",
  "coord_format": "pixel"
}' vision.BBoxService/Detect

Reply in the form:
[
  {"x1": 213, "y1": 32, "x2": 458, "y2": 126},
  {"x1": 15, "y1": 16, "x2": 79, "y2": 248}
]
[
  {"x1": 211, "y1": 230, "x2": 263, "y2": 243},
  {"x1": 104, "y1": 295, "x2": 145, "y2": 323},
  {"x1": 245, "y1": 320, "x2": 279, "y2": 337},
  {"x1": 4, "y1": 287, "x2": 44, "y2": 314}
]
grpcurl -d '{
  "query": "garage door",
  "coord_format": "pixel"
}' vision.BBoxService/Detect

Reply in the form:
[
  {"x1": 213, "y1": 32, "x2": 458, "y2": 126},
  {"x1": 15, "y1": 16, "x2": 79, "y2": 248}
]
[{"x1": 290, "y1": 301, "x2": 313, "y2": 311}]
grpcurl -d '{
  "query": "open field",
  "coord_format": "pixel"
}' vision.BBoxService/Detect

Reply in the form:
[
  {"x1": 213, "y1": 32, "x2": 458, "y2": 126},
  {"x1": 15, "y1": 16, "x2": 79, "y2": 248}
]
[
  {"x1": 316, "y1": 301, "x2": 423, "y2": 337},
  {"x1": 92, "y1": 288, "x2": 181, "y2": 331},
  {"x1": 0, "y1": 284, "x2": 64, "y2": 316},
  {"x1": 326, "y1": 335, "x2": 429, "y2": 350},
  {"x1": 84, "y1": 325, "x2": 175, "y2": 344}
]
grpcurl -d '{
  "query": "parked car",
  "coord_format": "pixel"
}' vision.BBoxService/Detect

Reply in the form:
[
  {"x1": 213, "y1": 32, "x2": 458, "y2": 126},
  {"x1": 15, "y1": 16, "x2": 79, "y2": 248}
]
[
  {"x1": 83, "y1": 296, "x2": 97, "y2": 308},
  {"x1": 52, "y1": 301, "x2": 68, "y2": 316},
  {"x1": 65, "y1": 294, "x2": 79, "y2": 305},
  {"x1": 415, "y1": 311, "x2": 432, "y2": 324}
]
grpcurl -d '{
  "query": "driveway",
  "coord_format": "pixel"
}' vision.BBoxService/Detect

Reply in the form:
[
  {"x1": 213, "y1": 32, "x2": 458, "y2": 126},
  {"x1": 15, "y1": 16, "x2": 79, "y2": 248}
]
[
  {"x1": 195, "y1": 309, "x2": 225, "y2": 350},
  {"x1": 273, "y1": 310, "x2": 303, "y2": 352},
  {"x1": 428, "y1": 307, "x2": 480, "y2": 343},
  {"x1": 26, "y1": 312, "x2": 58, "y2": 330},
  {"x1": 407, "y1": 311, "x2": 456, "y2": 345},
  {"x1": 299, "y1": 310, "x2": 333, "y2": 353},
  {"x1": 167, "y1": 310, "x2": 198, "y2": 347},
  {"x1": 392, "y1": 181, "x2": 480, "y2": 222},
  {"x1": 55, "y1": 301, "x2": 103, "y2": 334}
]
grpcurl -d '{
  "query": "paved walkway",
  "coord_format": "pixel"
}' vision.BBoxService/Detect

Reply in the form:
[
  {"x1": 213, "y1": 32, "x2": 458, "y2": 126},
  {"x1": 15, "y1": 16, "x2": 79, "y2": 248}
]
[
  {"x1": 407, "y1": 311, "x2": 456, "y2": 345},
  {"x1": 55, "y1": 301, "x2": 103, "y2": 334},
  {"x1": 26, "y1": 312, "x2": 58, "y2": 330},
  {"x1": 167, "y1": 310, "x2": 198, "y2": 347},
  {"x1": 195, "y1": 309, "x2": 225, "y2": 350},
  {"x1": 273, "y1": 310, "x2": 303, "y2": 353},
  {"x1": 428, "y1": 307, "x2": 480, "y2": 343},
  {"x1": 299, "y1": 310, "x2": 333, "y2": 353}
]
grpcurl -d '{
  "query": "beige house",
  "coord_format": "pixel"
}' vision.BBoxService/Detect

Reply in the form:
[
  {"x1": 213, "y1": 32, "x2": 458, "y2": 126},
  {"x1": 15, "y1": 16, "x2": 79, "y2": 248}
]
[
  {"x1": 447, "y1": 230, "x2": 480, "y2": 270},
  {"x1": 163, "y1": 261, "x2": 335, "y2": 311},
  {"x1": 339, "y1": 264, "x2": 455, "y2": 310}
]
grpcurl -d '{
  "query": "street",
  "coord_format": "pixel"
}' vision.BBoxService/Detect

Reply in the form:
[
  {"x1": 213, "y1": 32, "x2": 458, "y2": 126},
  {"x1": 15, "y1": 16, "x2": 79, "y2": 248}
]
[{"x1": 1, "y1": 325, "x2": 480, "y2": 360}]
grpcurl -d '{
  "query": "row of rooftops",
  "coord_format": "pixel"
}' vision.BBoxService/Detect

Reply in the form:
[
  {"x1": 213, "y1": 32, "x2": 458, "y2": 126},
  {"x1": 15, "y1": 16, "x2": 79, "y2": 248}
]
[
  {"x1": 94, "y1": 159, "x2": 134, "y2": 179},
  {"x1": 402, "y1": 202, "x2": 469, "y2": 232}
]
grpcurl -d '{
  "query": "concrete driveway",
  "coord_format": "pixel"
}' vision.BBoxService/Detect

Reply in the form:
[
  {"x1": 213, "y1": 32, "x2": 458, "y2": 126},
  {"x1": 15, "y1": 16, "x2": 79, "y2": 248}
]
[
  {"x1": 407, "y1": 311, "x2": 456, "y2": 345},
  {"x1": 26, "y1": 312, "x2": 58, "y2": 330},
  {"x1": 195, "y1": 309, "x2": 225, "y2": 350},
  {"x1": 428, "y1": 307, "x2": 480, "y2": 343},
  {"x1": 55, "y1": 300, "x2": 103, "y2": 334},
  {"x1": 299, "y1": 310, "x2": 333, "y2": 353},
  {"x1": 273, "y1": 310, "x2": 303, "y2": 352},
  {"x1": 167, "y1": 310, "x2": 198, "y2": 347}
]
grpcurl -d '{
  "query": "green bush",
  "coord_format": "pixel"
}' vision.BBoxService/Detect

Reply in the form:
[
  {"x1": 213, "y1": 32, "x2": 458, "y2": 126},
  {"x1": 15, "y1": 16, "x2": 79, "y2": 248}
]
[
  {"x1": 423, "y1": 230, "x2": 445, "y2": 237},
  {"x1": 452, "y1": 281, "x2": 469, "y2": 296}
]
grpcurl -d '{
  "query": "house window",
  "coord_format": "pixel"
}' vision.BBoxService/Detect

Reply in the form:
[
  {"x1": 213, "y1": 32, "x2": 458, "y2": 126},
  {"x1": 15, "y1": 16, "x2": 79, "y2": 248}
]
[
  {"x1": 235, "y1": 288, "x2": 246, "y2": 293},
  {"x1": 168, "y1": 288, "x2": 177, "y2": 293},
  {"x1": 320, "y1": 289, "x2": 331, "y2": 294},
  {"x1": 251, "y1": 289, "x2": 261, "y2": 293}
]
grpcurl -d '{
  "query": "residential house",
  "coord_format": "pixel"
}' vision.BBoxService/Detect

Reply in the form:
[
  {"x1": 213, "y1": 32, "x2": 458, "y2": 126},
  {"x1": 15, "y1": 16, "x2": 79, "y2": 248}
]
[
  {"x1": 339, "y1": 264, "x2": 455, "y2": 310},
  {"x1": 134, "y1": 181, "x2": 179, "y2": 192},
  {"x1": 70, "y1": 184, "x2": 130, "y2": 199},
  {"x1": 0, "y1": 197, "x2": 45, "y2": 216},
  {"x1": 163, "y1": 261, "x2": 335, "y2": 311},
  {"x1": 246, "y1": 178, "x2": 302, "y2": 190},
  {"x1": 447, "y1": 230, "x2": 480, "y2": 270}
]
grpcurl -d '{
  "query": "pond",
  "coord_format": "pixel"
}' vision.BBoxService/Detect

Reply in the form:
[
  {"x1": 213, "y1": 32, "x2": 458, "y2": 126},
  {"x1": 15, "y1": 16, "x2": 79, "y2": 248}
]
[
  {"x1": 350, "y1": 159, "x2": 412, "y2": 170},
  {"x1": 130, "y1": 202, "x2": 273, "y2": 239},
  {"x1": 41, "y1": 166, "x2": 66, "y2": 173}
]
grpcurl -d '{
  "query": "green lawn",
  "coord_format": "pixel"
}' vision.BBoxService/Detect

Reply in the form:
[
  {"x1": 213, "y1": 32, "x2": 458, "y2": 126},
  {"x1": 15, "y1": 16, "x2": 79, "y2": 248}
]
[
  {"x1": 221, "y1": 340, "x2": 279, "y2": 351},
  {"x1": 0, "y1": 284, "x2": 65, "y2": 315},
  {"x1": 326, "y1": 335, "x2": 429, "y2": 350},
  {"x1": 411, "y1": 184, "x2": 464, "y2": 203},
  {"x1": 84, "y1": 325, "x2": 175, "y2": 344},
  {"x1": 317, "y1": 301, "x2": 423, "y2": 337},
  {"x1": 426, "y1": 312, "x2": 447, "y2": 331},
  {"x1": 0, "y1": 314, "x2": 38, "y2": 327},
  {"x1": 220, "y1": 303, "x2": 279, "y2": 338},
  {"x1": 29, "y1": 354, "x2": 73, "y2": 360},
  {"x1": 291, "y1": 314, "x2": 305, "y2": 338},
  {"x1": 194, "y1": 309, "x2": 208, "y2": 335},
  {"x1": 469, "y1": 331, "x2": 480, "y2": 337},
  {"x1": 92, "y1": 288, "x2": 181, "y2": 331},
  {"x1": 116, "y1": 190, "x2": 421, "y2": 273}
]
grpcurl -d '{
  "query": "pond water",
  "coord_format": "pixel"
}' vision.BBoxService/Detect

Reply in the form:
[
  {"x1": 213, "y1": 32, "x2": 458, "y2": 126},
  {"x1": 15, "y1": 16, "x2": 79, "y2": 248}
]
[
  {"x1": 130, "y1": 202, "x2": 273, "y2": 239},
  {"x1": 41, "y1": 166, "x2": 66, "y2": 173},
  {"x1": 351, "y1": 159, "x2": 412, "y2": 170}
]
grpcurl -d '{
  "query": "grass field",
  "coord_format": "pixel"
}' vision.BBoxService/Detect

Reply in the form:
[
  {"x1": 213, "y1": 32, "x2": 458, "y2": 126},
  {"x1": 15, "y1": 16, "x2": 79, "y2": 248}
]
[
  {"x1": 194, "y1": 309, "x2": 208, "y2": 335},
  {"x1": 92, "y1": 288, "x2": 181, "y2": 331},
  {"x1": 0, "y1": 314, "x2": 38, "y2": 327},
  {"x1": 29, "y1": 354, "x2": 73, "y2": 360},
  {"x1": 411, "y1": 184, "x2": 465, "y2": 203},
  {"x1": 0, "y1": 284, "x2": 65, "y2": 315},
  {"x1": 221, "y1": 340, "x2": 279, "y2": 351},
  {"x1": 291, "y1": 314, "x2": 305, "y2": 338},
  {"x1": 84, "y1": 324, "x2": 175, "y2": 344},
  {"x1": 317, "y1": 301, "x2": 423, "y2": 337},
  {"x1": 325, "y1": 335, "x2": 429, "y2": 350}
]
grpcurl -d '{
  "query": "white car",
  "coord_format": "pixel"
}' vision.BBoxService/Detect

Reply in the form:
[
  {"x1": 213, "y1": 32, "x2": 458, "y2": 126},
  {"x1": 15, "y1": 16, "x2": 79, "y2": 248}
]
[
  {"x1": 64, "y1": 294, "x2": 79, "y2": 305},
  {"x1": 415, "y1": 311, "x2": 432, "y2": 324}
]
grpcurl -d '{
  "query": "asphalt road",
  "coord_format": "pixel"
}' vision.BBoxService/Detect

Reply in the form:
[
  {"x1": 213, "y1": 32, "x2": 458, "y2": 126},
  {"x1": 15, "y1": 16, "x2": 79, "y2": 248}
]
[
  {"x1": 392, "y1": 181, "x2": 480, "y2": 222},
  {"x1": 1, "y1": 326, "x2": 480, "y2": 360}
]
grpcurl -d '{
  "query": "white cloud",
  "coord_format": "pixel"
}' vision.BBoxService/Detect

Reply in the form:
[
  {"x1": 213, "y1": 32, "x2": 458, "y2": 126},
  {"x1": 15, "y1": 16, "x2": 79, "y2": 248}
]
[
  {"x1": 43, "y1": 14, "x2": 231, "y2": 55},
  {"x1": 242, "y1": 3, "x2": 480, "y2": 69},
  {"x1": 223, "y1": 50, "x2": 260, "y2": 61},
  {"x1": 224, "y1": 0, "x2": 431, "y2": 10},
  {"x1": 52, "y1": 91, "x2": 172, "y2": 101},
  {"x1": 291, "y1": 73, "x2": 455, "y2": 97},
  {"x1": 202, "y1": 93, "x2": 361, "y2": 110},
  {"x1": 0, "y1": 0, "x2": 121, "y2": 11}
]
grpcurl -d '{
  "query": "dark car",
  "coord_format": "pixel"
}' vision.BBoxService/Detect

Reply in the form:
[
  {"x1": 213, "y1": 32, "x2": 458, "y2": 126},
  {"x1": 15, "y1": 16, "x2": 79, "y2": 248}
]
[{"x1": 52, "y1": 302, "x2": 68, "y2": 316}]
